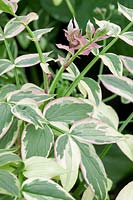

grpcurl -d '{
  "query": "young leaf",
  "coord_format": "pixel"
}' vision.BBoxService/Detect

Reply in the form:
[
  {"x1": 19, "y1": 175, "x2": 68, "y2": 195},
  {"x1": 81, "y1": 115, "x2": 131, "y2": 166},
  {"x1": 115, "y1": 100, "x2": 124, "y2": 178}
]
[
  {"x1": 0, "y1": 118, "x2": 19, "y2": 149},
  {"x1": 116, "y1": 181, "x2": 133, "y2": 200},
  {"x1": 55, "y1": 134, "x2": 81, "y2": 191},
  {"x1": 78, "y1": 77, "x2": 102, "y2": 106},
  {"x1": 0, "y1": 152, "x2": 21, "y2": 167},
  {"x1": 0, "y1": 170, "x2": 20, "y2": 197},
  {"x1": 24, "y1": 156, "x2": 65, "y2": 179},
  {"x1": 120, "y1": 56, "x2": 133, "y2": 74},
  {"x1": 82, "y1": 186, "x2": 94, "y2": 200},
  {"x1": 92, "y1": 102, "x2": 119, "y2": 129},
  {"x1": 0, "y1": 0, "x2": 14, "y2": 15},
  {"x1": 22, "y1": 178, "x2": 75, "y2": 200},
  {"x1": 21, "y1": 124, "x2": 54, "y2": 160},
  {"x1": 95, "y1": 19, "x2": 121, "y2": 36},
  {"x1": 119, "y1": 32, "x2": 133, "y2": 47},
  {"x1": 43, "y1": 97, "x2": 93, "y2": 123},
  {"x1": 0, "y1": 103, "x2": 13, "y2": 139},
  {"x1": 11, "y1": 100, "x2": 44, "y2": 128},
  {"x1": 4, "y1": 12, "x2": 38, "y2": 38},
  {"x1": 99, "y1": 75, "x2": 133, "y2": 103},
  {"x1": 117, "y1": 134, "x2": 133, "y2": 162},
  {"x1": 0, "y1": 59, "x2": 15, "y2": 76},
  {"x1": 77, "y1": 142, "x2": 108, "y2": 200},
  {"x1": 70, "y1": 118, "x2": 122, "y2": 144},
  {"x1": 118, "y1": 3, "x2": 133, "y2": 22},
  {"x1": 100, "y1": 53, "x2": 123, "y2": 76}
]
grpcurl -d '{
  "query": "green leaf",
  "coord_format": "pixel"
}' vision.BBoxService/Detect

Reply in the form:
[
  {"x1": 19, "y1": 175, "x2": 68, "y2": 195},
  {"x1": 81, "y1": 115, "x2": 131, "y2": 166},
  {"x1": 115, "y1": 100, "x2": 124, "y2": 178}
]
[
  {"x1": 22, "y1": 178, "x2": 75, "y2": 200},
  {"x1": 55, "y1": 135, "x2": 81, "y2": 191},
  {"x1": 43, "y1": 97, "x2": 93, "y2": 123},
  {"x1": 119, "y1": 32, "x2": 133, "y2": 46},
  {"x1": 117, "y1": 134, "x2": 133, "y2": 162},
  {"x1": 24, "y1": 156, "x2": 65, "y2": 179},
  {"x1": 116, "y1": 181, "x2": 133, "y2": 200},
  {"x1": 0, "y1": 59, "x2": 15, "y2": 76},
  {"x1": 21, "y1": 124, "x2": 54, "y2": 159},
  {"x1": 11, "y1": 100, "x2": 44, "y2": 128},
  {"x1": 118, "y1": 3, "x2": 133, "y2": 21},
  {"x1": 4, "y1": 13, "x2": 38, "y2": 38},
  {"x1": 0, "y1": 118, "x2": 19, "y2": 149},
  {"x1": 0, "y1": 152, "x2": 21, "y2": 168},
  {"x1": 70, "y1": 118, "x2": 122, "y2": 144},
  {"x1": 78, "y1": 78, "x2": 102, "y2": 106},
  {"x1": 0, "y1": 103, "x2": 13, "y2": 139},
  {"x1": 99, "y1": 75, "x2": 133, "y2": 103},
  {"x1": 92, "y1": 102, "x2": 119, "y2": 129},
  {"x1": 81, "y1": 186, "x2": 94, "y2": 200},
  {"x1": 0, "y1": 170, "x2": 20, "y2": 197},
  {"x1": 100, "y1": 53, "x2": 123, "y2": 76},
  {"x1": 7, "y1": 83, "x2": 54, "y2": 104},
  {"x1": 77, "y1": 142, "x2": 108, "y2": 200},
  {"x1": 95, "y1": 19, "x2": 121, "y2": 37},
  {"x1": 0, "y1": 0, "x2": 14, "y2": 15},
  {"x1": 120, "y1": 56, "x2": 133, "y2": 74},
  {"x1": 0, "y1": 195, "x2": 15, "y2": 200},
  {"x1": 52, "y1": 0, "x2": 63, "y2": 6}
]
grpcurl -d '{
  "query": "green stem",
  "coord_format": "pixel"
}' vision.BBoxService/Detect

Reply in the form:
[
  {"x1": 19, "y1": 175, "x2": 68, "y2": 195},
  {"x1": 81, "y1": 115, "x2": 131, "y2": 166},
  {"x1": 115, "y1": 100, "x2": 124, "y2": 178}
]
[
  {"x1": 24, "y1": 24, "x2": 48, "y2": 91},
  {"x1": 103, "y1": 94, "x2": 117, "y2": 103},
  {"x1": 98, "y1": 39, "x2": 106, "y2": 83},
  {"x1": 100, "y1": 112, "x2": 133, "y2": 159},
  {"x1": 4, "y1": 39, "x2": 20, "y2": 88},
  {"x1": 64, "y1": 21, "x2": 133, "y2": 96},
  {"x1": 65, "y1": 0, "x2": 75, "y2": 17}
]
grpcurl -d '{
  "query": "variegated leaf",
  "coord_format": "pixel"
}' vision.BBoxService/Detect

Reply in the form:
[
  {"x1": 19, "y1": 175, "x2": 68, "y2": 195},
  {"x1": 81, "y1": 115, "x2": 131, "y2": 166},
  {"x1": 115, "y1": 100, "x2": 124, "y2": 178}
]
[
  {"x1": 0, "y1": 0, "x2": 15, "y2": 15},
  {"x1": 0, "y1": 103, "x2": 13, "y2": 139},
  {"x1": 15, "y1": 52, "x2": 52, "y2": 68},
  {"x1": 0, "y1": 170, "x2": 20, "y2": 197},
  {"x1": 21, "y1": 124, "x2": 54, "y2": 160},
  {"x1": 0, "y1": 59, "x2": 15, "y2": 76},
  {"x1": 120, "y1": 56, "x2": 133, "y2": 74},
  {"x1": 55, "y1": 134, "x2": 81, "y2": 191},
  {"x1": 82, "y1": 186, "x2": 94, "y2": 200},
  {"x1": 95, "y1": 19, "x2": 121, "y2": 36},
  {"x1": 118, "y1": 3, "x2": 133, "y2": 22},
  {"x1": 92, "y1": 102, "x2": 119, "y2": 129},
  {"x1": 78, "y1": 78, "x2": 102, "y2": 106},
  {"x1": 99, "y1": 75, "x2": 133, "y2": 103},
  {"x1": 70, "y1": 118, "x2": 122, "y2": 144},
  {"x1": 0, "y1": 194, "x2": 15, "y2": 200},
  {"x1": 11, "y1": 100, "x2": 44, "y2": 128},
  {"x1": 0, "y1": 118, "x2": 19, "y2": 149},
  {"x1": 100, "y1": 53, "x2": 123, "y2": 76},
  {"x1": 43, "y1": 97, "x2": 93, "y2": 123},
  {"x1": 24, "y1": 156, "x2": 65, "y2": 179},
  {"x1": 117, "y1": 134, "x2": 133, "y2": 162},
  {"x1": 0, "y1": 152, "x2": 21, "y2": 167},
  {"x1": 116, "y1": 181, "x2": 133, "y2": 200},
  {"x1": 119, "y1": 32, "x2": 133, "y2": 46},
  {"x1": 77, "y1": 142, "x2": 108, "y2": 200},
  {"x1": 28, "y1": 28, "x2": 53, "y2": 41},
  {"x1": 0, "y1": 84, "x2": 17, "y2": 101},
  {"x1": 7, "y1": 84, "x2": 54, "y2": 104},
  {"x1": 62, "y1": 62, "x2": 80, "y2": 81},
  {"x1": 0, "y1": 31, "x2": 4, "y2": 41},
  {"x1": 22, "y1": 178, "x2": 75, "y2": 200},
  {"x1": 4, "y1": 12, "x2": 38, "y2": 38}
]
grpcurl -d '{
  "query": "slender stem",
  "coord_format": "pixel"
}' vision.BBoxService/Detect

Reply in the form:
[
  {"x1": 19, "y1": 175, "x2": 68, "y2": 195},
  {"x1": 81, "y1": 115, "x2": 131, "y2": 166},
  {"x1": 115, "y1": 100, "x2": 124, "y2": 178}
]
[
  {"x1": 103, "y1": 94, "x2": 117, "y2": 103},
  {"x1": 64, "y1": 21, "x2": 133, "y2": 96},
  {"x1": 4, "y1": 39, "x2": 20, "y2": 88},
  {"x1": 65, "y1": 0, "x2": 75, "y2": 17},
  {"x1": 98, "y1": 39, "x2": 106, "y2": 83},
  {"x1": 100, "y1": 112, "x2": 133, "y2": 159},
  {"x1": 24, "y1": 24, "x2": 48, "y2": 91}
]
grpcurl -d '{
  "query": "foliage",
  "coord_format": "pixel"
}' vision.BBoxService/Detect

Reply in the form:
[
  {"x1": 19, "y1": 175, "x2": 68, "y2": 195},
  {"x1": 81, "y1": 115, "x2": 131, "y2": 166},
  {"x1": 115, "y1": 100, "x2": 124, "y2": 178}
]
[{"x1": 0, "y1": 1, "x2": 133, "y2": 200}]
